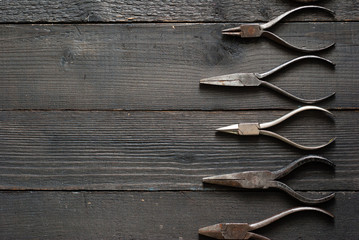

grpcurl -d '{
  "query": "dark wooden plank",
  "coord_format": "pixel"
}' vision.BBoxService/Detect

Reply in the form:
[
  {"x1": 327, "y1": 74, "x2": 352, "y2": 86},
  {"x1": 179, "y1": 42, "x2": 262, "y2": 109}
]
[
  {"x1": 0, "y1": 0, "x2": 357, "y2": 23},
  {"x1": 0, "y1": 191, "x2": 357, "y2": 239},
  {"x1": 0, "y1": 23, "x2": 358, "y2": 110},
  {"x1": 0, "y1": 110, "x2": 357, "y2": 191}
]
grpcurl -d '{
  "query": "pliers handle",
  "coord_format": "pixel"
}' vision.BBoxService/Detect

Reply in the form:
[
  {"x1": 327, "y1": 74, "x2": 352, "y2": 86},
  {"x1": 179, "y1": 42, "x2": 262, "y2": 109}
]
[
  {"x1": 258, "y1": 106, "x2": 335, "y2": 150},
  {"x1": 269, "y1": 155, "x2": 335, "y2": 204},
  {"x1": 256, "y1": 55, "x2": 335, "y2": 104}
]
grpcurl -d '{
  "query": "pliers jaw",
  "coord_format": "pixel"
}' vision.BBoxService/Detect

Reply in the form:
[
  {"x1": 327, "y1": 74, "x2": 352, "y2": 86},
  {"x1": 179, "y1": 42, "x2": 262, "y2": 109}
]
[
  {"x1": 203, "y1": 171, "x2": 273, "y2": 189},
  {"x1": 200, "y1": 73, "x2": 262, "y2": 87},
  {"x1": 198, "y1": 223, "x2": 226, "y2": 239},
  {"x1": 222, "y1": 24, "x2": 263, "y2": 38},
  {"x1": 200, "y1": 74, "x2": 245, "y2": 87},
  {"x1": 216, "y1": 123, "x2": 260, "y2": 136},
  {"x1": 216, "y1": 124, "x2": 240, "y2": 135},
  {"x1": 199, "y1": 223, "x2": 252, "y2": 240},
  {"x1": 202, "y1": 173, "x2": 246, "y2": 188}
]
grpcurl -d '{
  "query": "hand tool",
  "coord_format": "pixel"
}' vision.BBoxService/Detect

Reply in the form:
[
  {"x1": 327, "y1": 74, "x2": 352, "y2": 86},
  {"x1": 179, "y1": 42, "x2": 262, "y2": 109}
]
[
  {"x1": 200, "y1": 55, "x2": 335, "y2": 104},
  {"x1": 203, "y1": 155, "x2": 335, "y2": 204},
  {"x1": 216, "y1": 106, "x2": 336, "y2": 150},
  {"x1": 199, "y1": 207, "x2": 334, "y2": 240},
  {"x1": 222, "y1": 5, "x2": 335, "y2": 52}
]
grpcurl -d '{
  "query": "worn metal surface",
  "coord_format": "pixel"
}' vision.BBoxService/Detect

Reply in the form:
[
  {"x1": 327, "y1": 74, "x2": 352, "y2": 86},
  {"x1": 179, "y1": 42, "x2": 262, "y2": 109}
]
[
  {"x1": 203, "y1": 155, "x2": 335, "y2": 204},
  {"x1": 199, "y1": 207, "x2": 334, "y2": 239},
  {"x1": 222, "y1": 6, "x2": 335, "y2": 52},
  {"x1": 200, "y1": 55, "x2": 335, "y2": 104}
]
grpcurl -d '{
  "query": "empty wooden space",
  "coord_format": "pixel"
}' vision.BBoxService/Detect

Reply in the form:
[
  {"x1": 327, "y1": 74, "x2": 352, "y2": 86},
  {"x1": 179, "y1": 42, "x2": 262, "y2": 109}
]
[
  {"x1": 1, "y1": 0, "x2": 358, "y2": 23},
  {"x1": 0, "y1": 1, "x2": 358, "y2": 239}
]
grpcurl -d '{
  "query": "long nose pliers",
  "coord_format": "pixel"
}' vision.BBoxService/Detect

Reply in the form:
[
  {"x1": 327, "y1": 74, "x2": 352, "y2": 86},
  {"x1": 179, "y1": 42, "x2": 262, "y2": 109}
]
[
  {"x1": 203, "y1": 155, "x2": 335, "y2": 204},
  {"x1": 216, "y1": 106, "x2": 336, "y2": 150},
  {"x1": 222, "y1": 5, "x2": 335, "y2": 52},
  {"x1": 199, "y1": 207, "x2": 334, "y2": 240},
  {"x1": 200, "y1": 55, "x2": 335, "y2": 104}
]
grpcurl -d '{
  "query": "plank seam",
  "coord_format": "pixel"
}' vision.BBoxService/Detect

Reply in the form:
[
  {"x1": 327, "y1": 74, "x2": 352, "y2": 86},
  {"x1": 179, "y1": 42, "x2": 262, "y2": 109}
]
[
  {"x1": 0, "y1": 108, "x2": 358, "y2": 112},
  {"x1": 0, "y1": 189, "x2": 355, "y2": 192},
  {"x1": 0, "y1": 20, "x2": 355, "y2": 25}
]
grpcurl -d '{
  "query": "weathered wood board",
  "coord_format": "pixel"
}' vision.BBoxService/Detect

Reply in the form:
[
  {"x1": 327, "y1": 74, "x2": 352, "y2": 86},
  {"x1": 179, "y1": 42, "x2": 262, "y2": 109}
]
[
  {"x1": 0, "y1": 23, "x2": 358, "y2": 110},
  {"x1": 0, "y1": 191, "x2": 357, "y2": 240},
  {"x1": 0, "y1": 0, "x2": 358, "y2": 239},
  {"x1": 0, "y1": 0, "x2": 357, "y2": 23},
  {"x1": 1, "y1": 110, "x2": 357, "y2": 191}
]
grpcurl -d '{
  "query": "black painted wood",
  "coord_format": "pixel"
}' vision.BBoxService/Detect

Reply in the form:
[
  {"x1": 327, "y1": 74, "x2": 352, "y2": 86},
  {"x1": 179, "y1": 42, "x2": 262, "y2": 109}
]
[
  {"x1": 0, "y1": 110, "x2": 357, "y2": 191},
  {"x1": 0, "y1": 0, "x2": 357, "y2": 23},
  {"x1": 0, "y1": 23, "x2": 358, "y2": 110},
  {"x1": 0, "y1": 191, "x2": 357, "y2": 240}
]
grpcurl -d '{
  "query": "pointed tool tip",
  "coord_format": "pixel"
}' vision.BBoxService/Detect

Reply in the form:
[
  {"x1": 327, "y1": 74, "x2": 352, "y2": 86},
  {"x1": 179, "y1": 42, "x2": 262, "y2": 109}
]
[
  {"x1": 222, "y1": 32, "x2": 241, "y2": 36},
  {"x1": 202, "y1": 176, "x2": 210, "y2": 183},
  {"x1": 215, "y1": 127, "x2": 225, "y2": 132},
  {"x1": 198, "y1": 224, "x2": 223, "y2": 239},
  {"x1": 202, "y1": 176, "x2": 217, "y2": 183},
  {"x1": 222, "y1": 26, "x2": 242, "y2": 33},
  {"x1": 198, "y1": 226, "x2": 208, "y2": 235},
  {"x1": 216, "y1": 124, "x2": 238, "y2": 134},
  {"x1": 199, "y1": 76, "x2": 221, "y2": 85},
  {"x1": 199, "y1": 78, "x2": 208, "y2": 84}
]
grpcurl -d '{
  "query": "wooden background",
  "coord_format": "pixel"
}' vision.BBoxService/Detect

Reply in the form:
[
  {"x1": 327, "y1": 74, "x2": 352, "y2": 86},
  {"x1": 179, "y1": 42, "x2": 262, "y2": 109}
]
[{"x1": 0, "y1": 0, "x2": 358, "y2": 239}]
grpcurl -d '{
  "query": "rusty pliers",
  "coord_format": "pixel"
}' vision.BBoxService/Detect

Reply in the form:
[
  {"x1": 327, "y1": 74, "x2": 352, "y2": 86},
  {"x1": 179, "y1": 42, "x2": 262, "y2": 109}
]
[
  {"x1": 200, "y1": 55, "x2": 335, "y2": 104},
  {"x1": 203, "y1": 155, "x2": 335, "y2": 204},
  {"x1": 222, "y1": 5, "x2": 335, "y2": 52},
  {"x1": 199, "y1": 207, "x2": 334, "y2": 240},
  {"x1": 216, "y1": 106, "x2": 335, "y2": 150}
]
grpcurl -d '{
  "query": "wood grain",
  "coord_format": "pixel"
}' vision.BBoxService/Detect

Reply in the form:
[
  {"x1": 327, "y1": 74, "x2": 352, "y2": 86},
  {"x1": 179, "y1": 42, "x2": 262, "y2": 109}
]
[
  {"x1": 0, "y1": 1, "x2": 357, "y2": 240},
  {"x1": 0, "y1": 0, "x2": 357, "y2": 23},
  {"x1": 0, "y1": 23, "x2": 358, "y2": 110},
  {"x1": 0, "y1": 110, "x2": 357, "y2": 191},
  {"x1": 0, "y1": 191, "x2": 357, "y2": 240}
]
